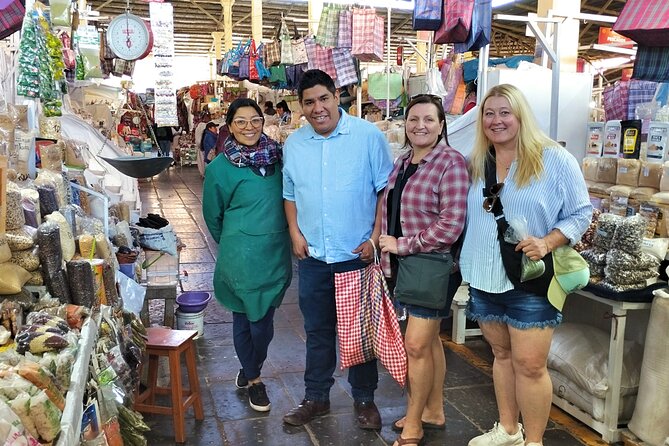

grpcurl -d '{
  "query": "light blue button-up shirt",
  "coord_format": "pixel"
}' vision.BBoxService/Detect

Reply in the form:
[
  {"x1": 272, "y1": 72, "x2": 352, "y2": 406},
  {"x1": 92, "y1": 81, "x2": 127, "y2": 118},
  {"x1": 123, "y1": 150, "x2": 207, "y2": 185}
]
[
  {"x1": 460, "y1": 146, "x2": 593, "y2": 293},
  {"x1": 283, "y1": 109, "x2": 393, "y2": 263}
]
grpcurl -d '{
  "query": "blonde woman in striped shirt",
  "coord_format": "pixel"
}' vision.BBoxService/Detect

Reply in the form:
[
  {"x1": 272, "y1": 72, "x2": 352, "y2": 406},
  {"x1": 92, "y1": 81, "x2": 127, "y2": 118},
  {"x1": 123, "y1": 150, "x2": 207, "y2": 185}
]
[{"x1": 460, "y1": 84, "x2": 592, "y2": 446}]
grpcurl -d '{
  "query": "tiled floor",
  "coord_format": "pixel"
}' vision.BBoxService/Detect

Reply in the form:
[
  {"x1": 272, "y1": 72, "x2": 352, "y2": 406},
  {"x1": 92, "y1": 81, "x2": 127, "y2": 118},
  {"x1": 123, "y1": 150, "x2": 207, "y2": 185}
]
[{"x1": 136, "y1": 166, "x2": 607, "y2": 446}]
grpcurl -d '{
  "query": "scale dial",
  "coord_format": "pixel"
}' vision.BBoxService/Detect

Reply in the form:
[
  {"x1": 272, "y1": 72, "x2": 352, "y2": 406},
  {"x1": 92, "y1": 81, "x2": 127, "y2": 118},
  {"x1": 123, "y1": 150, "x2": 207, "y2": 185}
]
[{"x1": 107, "y1": 13, "x2": 153, "y2": 61}]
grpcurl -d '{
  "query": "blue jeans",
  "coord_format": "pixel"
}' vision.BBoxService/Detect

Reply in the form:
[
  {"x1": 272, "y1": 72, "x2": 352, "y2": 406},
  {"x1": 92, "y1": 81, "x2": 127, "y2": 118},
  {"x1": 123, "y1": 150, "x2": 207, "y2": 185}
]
[
  {"x1": 298, "y1": 257, "x2": 378, "y2": 404},
  {"x1": 467, "y1": 287, "x2": 562, "y2": 329},
  {"x1": 157, "y1": 140, "x2": 171, "y2": 157},
  {"x1": 232, "y1": 307, "x2": 275, "y2": 380}
]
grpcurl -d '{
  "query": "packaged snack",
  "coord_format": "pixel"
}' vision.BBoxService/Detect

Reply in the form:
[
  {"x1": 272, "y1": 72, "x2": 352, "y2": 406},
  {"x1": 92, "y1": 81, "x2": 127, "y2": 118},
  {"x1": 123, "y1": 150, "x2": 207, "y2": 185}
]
[
  {"x1": 603, "y1": 120, "x2": 622, "y2": 158},
  {"x1": 638, "y1": 161, "x2": 663, "y2": 188},
  {"x1": 646, "y1": 121, "x2": 669, "y2": 163},
  {"x1": 582, "y1": 157, "x2": 599, "y2": 181},
  {"x1": 586, "y1": 122, "x2": 605, "y2": 157},
  {"x1": 621, "y1": 119, "x2": 642, "y2": 159},
  {"x1": 595, "y1": 157, "x2": 618, "y2": 183},
  {"x1": 616, "y1": 158, "x2": 641, "y2": 186}
]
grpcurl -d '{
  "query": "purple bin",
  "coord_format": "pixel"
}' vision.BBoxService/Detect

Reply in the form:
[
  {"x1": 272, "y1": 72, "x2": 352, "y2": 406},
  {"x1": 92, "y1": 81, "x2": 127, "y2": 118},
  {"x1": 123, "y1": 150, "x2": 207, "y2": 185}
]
[{"x1": 176, "y1": 292, "x2": 212, "y2": 313}]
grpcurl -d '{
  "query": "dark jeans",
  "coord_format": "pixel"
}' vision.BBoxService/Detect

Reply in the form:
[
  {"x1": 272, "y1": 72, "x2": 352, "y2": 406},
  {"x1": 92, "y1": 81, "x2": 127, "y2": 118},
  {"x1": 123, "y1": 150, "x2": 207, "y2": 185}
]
[
  {"x1": 157, "y1": 140, "x2": 171, "y2": 157},
  {"x1": 298, "y1": 257, "x2": 378, "y2": 403},
  {"x1": 232, "y1": 307, "x2": 275, "y2": 380}
]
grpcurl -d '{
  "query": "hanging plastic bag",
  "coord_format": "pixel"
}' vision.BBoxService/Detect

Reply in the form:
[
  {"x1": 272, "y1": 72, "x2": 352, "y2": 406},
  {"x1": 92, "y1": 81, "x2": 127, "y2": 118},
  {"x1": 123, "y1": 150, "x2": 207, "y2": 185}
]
[
  {"x1": 116, "y1": 271, "x2": 146, "y2": 316},
  {"x1": 506, "y1": 216, "x2": 546, "y2": 282},
  {"x1": 425, "y1": 67, "x2": 449, "y2": 97}
]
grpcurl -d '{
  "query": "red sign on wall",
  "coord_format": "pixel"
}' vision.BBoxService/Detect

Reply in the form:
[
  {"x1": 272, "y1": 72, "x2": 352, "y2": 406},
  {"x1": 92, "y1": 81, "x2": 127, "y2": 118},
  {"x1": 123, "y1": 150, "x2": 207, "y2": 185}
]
[{"x1": 598, "y1": 27, "x2": 635, "y2": 49}]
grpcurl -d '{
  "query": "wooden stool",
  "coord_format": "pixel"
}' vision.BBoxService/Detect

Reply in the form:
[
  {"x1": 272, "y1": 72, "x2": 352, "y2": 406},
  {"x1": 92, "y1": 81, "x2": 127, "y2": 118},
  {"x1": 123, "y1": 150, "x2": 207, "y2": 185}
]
[
  {"x1": 134, "y1": 327, "x2": 204, "y2": 443},
  {"x1": 450, "y1": 284, "x2": 482, "y2": 344}
]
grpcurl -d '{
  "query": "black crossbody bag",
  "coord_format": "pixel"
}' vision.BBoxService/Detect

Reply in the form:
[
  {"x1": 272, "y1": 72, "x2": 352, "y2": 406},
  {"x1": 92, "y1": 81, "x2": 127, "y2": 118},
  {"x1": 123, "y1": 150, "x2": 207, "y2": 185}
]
[
  {"x1": 390, "y1": 161, "x2": 462, "y2": 309},
  {"x1": 484, "y1": 154, "x2": 553, "y2": 296}
]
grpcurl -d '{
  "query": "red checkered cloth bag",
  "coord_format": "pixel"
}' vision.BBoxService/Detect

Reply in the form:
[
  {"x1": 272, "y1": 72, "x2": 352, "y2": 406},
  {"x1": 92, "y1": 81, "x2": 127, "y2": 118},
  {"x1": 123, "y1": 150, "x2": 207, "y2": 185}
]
[
  {"x1": 315, "y1": 44, "x2": 337, "y2": 80},
  {"x1": 434, "y1": 0, "x2": 475, "y2": 44},
  {"x1": 413, "y1": 0, "x2": 443, "y2": 31},
  {"x1": 352, "y1": 8, "x2": 385, "y2": 62},
  {"x1": 334, "y1": 248, "x2": 407, "y2": 387},
  {"x1": 338, "y1": 8, "x2": 353, "y2": 49},
  {"x1": 603, "y1": 80, "x2": 630, "y2": 122},
  {"x1": 304, "y1": 37, "x2": 319, "y2": 71},
  {"x1": 613, "y1": 0, "x2": 669, "y2": 47},
  {"x1": 0, "y1": 0, "x2": 24, "y2": 40},
  {"x1": 332, "y1": 48, "x2": 358, "y2": 87}
]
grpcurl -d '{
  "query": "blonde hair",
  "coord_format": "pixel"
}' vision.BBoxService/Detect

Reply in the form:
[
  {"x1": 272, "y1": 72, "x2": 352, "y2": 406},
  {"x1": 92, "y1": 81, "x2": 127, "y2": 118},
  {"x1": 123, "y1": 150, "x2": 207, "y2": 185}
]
[{"x1": 469, "y1": 84, "x2": 561, "y2": 188}]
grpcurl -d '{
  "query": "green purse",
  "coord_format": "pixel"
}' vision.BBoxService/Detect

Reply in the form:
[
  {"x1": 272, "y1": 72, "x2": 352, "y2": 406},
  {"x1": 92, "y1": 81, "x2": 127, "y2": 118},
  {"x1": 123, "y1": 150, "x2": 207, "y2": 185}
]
[
  {"x1": 367, "y1": 72, "x2": 403, "y2": 100},
  {"x1": 394, "y1": 252, "x2": 454, "y2": 309}
]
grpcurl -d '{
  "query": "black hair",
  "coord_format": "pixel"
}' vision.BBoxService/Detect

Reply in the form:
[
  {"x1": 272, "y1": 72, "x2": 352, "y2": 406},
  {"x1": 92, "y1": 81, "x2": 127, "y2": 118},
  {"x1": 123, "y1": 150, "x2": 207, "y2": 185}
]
[
  {"x1": 276, "y1": 100, "x2": 289, "y2": 112},
  {"x1": 298, "y1": 69, "x2": 337, "y2": 102},
  {"x1": 264, "y1": 101, "x2": 274, "y2": 109},
  {"x1": 226, "y1": 98, "x2": 264, "y2": 127},
  {"x1": 403, "y1": 94, "x2": 449, "y2": 148}
]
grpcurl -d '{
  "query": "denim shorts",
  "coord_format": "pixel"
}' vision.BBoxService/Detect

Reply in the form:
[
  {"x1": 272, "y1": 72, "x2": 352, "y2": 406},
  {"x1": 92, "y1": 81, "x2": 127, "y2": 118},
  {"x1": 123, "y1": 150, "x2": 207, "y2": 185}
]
[
  {"x1": 404, "y1": 303, "x2": 451, "y2": 320},
  {"x1": 466, "y1": 287, "x2": 562, "y2": 329}
]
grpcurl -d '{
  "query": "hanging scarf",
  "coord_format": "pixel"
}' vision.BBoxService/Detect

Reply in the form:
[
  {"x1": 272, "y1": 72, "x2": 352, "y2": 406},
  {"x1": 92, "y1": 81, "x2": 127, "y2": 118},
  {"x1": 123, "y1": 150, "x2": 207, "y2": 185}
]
[{"x1": 223, "y1": 133, "x2": 282, "y2": 168}]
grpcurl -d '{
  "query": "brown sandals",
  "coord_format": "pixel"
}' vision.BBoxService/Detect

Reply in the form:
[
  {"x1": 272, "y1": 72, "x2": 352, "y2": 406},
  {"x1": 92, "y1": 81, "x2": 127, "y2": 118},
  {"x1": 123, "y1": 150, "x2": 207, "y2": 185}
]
[{"x1": 394, "y1": 435, "x2": 424, "y2": 446}]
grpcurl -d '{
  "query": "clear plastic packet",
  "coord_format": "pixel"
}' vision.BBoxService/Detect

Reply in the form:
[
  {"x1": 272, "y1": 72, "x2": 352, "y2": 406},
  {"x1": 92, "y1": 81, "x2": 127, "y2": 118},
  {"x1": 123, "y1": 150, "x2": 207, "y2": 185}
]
[{"x1": 506, "y1": 216, "x2": 546, "y2": 282}]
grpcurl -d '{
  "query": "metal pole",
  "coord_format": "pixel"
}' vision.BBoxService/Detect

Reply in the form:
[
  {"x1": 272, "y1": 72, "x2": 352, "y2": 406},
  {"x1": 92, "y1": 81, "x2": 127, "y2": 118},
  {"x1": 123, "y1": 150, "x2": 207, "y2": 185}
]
[
  {"x1": 550, "y1": 22, "x2": 560, "y2": 140},
  {"x1": 386, "y1": 6, "x2": 391, "y2": 119},
  {"x1": 477, "y1": 44, "x2": 490, "y2": 100}
]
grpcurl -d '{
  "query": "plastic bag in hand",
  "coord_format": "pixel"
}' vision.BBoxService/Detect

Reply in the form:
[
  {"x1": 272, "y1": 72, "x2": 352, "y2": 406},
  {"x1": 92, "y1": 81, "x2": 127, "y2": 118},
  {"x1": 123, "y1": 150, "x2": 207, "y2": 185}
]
[{"x1": 507, "y1": 216, "x2": 546, "y2": 282}]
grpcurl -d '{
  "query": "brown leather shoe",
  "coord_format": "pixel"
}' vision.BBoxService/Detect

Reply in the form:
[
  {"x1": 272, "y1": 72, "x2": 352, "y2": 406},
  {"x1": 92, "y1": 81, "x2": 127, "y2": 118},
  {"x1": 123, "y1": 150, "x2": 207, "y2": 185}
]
[
  {"x1": 354, "y1": 401, "x2": 382, "y2": 430},
  {"x1": 283, "y1": 400, "x2": 330, "y2": 426}
]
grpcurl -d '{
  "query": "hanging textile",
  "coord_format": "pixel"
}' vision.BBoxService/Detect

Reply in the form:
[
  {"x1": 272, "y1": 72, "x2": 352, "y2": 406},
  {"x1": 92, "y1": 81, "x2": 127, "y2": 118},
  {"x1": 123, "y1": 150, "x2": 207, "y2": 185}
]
[
  {"x1": 316, "y1": 4, "x2": 340, "y2": 48},
  {"x1": 315, "y1": 44, "x2": 337, "y2": 81},
  {"x1": 613, "y1": 0, "x2": 669, "y2": 47},
  {"x1": 454, "y1": 0, "x2": 492, "y2": 53},
  {"x1": 602, "y1": 81, "x2": 630, "y2": 122},
  {"x1": 367, "y1": 72, "x2": 403, "y2": 101},
  {"x1": 280, "y1": 18, "x2": 294, "y2": 65},
  {"x1": 351, "y1": 8, "x2": 384, "y2": 63},
  {"x1": 434, "y1": 0, "x2": 475, "y2": 44},
  {"x1": 291, "y1": 37, "x2": 309, "y2": 65},
  {"x1": 337, "y1": 8, "x2": 353, "y2": 49},
  {"x1": 0, "y1": 0, "x2": 24, "y2": 40},
  {"x1": 304, "y1": 36, "x2": 318, "y2": 71},
  {"x1": 150, "y1": 2, "x2": 178, "y2": 126},
  {"x1": 632, "y1": 46, "x2": 669, "y2": 83},
  {"x1": 412, "y1": 0, "x2": 443, "y2": 31},
  {"x1": 263, "y1": 25, "x2": 282, "y2": 67},
  {"x1": 332, "y1": 48, "x2": 358, "y2": 87}
]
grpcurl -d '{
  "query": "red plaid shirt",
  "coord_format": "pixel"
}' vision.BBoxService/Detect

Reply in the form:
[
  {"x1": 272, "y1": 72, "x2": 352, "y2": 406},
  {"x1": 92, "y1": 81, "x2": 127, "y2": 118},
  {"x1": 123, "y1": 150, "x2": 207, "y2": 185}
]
[{"x1": 381, "y1": 142, "x2": 469, "y2": 277}]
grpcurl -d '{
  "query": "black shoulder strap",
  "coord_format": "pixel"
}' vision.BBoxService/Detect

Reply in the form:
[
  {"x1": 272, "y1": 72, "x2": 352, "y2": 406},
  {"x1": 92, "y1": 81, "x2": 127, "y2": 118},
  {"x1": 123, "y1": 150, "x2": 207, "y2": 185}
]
[
  {"x1": 483, "y1": 152, "x2": 503, "y2": 217},
  {"x1": 483, "y1": 152, "x2": 510, "y2": 236}
]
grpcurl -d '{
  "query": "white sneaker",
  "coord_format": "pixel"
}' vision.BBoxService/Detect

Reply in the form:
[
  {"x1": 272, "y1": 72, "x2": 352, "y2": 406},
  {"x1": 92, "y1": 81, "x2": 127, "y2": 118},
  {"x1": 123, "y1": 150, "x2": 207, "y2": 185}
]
[{"x1": 468, "y1": 422, "x2": 524, "y2": 446}]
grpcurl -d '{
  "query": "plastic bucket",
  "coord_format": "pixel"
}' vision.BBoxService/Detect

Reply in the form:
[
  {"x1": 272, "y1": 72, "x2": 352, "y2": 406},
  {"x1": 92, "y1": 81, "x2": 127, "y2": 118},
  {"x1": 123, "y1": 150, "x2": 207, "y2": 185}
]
[
  {"x1": 119, "y1": 263, "x2": 134, "y2": 279},
  {"x1": 175, "y1": 309, "x2": 204, "y2": 339}
]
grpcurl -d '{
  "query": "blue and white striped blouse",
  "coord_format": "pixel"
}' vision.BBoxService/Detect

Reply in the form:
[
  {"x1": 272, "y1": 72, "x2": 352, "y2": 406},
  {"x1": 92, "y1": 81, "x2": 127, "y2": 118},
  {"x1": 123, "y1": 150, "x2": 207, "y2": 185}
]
[{"x1": 460, "y1": 146, "x2": 593, "y2": 294}]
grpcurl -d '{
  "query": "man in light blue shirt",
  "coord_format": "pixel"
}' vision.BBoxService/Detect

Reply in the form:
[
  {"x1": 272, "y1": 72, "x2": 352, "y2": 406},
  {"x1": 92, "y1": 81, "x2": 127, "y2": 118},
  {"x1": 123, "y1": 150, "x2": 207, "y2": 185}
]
[{"x1": 282, "y1": 70, "x2": 393, "y2": 430}]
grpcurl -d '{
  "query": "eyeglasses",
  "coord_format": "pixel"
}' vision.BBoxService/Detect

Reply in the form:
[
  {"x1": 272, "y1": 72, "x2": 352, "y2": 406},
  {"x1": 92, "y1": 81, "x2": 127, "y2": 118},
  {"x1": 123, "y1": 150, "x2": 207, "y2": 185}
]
[
  {"x1": 482, "y1": 182, "x2": 504, "y2": 213},
  {"x1": 232, "y1": 117, "x2": 264, "y2": 128}
]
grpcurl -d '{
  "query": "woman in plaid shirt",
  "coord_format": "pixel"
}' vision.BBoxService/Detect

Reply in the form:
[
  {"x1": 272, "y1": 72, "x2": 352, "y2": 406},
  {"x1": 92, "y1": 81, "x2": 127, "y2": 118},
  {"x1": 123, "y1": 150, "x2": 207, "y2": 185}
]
[{"x1": 379, "y1": 94, "x2": 468, "y2": 446}]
